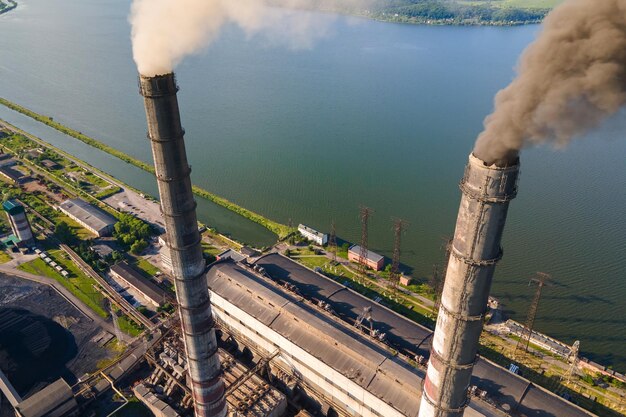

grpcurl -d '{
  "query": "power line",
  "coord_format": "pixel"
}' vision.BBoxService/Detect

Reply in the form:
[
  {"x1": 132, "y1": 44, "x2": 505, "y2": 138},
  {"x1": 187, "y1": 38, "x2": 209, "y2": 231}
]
[{"x1": 516, "y1": 272, "x2": 553, "y2": 355}]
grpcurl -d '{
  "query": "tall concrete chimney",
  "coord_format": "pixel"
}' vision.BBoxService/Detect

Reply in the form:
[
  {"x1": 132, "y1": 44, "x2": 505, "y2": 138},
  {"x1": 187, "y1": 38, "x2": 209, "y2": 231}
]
[
  {"x1": 419, "y1": 153, "x2": 519, "y2": 417},
  {"x1": 139, "y1": 73, "x2": 227, "y2": 417}
]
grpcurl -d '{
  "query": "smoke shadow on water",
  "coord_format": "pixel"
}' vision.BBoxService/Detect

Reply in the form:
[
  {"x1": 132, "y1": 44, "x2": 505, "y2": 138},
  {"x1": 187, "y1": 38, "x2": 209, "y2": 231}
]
[{"x1": 0, "y1": 308, "x2": 78, "y2": 395}]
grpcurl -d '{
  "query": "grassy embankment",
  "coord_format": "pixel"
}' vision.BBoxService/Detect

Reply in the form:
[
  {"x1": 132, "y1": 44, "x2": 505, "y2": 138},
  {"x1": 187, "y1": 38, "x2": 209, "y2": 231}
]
[
  {"x1": 18, "y1": 252, "x2": 108, "y2": 318},
  {"x1": 363, "y1": 0, "x2": 560, "y2": 26},
  {"x1": 0, "y1": 98, "x2": 293, "y2": 239}
]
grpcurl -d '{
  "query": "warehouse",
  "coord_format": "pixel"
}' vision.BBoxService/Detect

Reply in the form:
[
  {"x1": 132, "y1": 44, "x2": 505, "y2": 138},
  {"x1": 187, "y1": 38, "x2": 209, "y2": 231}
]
[
  {"x1": 254, "y1": 254, "x2": 593, "y2": 417},
  {"x1": 110, "y1": 261, "x2": 167, "y2": 309},
  {"x1": 207, "y1": 259, "x2": 423, "y2": 417},
  {"x1": 58, "y1": 198, "x2": 117, "y2": 237}
]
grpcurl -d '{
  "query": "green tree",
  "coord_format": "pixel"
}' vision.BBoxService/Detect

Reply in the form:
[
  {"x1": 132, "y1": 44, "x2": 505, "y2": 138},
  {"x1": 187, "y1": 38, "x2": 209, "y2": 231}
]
[
  {"x1": 113, "y1": 213, "x2": 153, "y2": 250},
  {"x1": 130, "y1": 239, "x2": 148, "y2": 255},
  {"x1": 55, "y1": 221, "x2": 75, "y2": 243}
]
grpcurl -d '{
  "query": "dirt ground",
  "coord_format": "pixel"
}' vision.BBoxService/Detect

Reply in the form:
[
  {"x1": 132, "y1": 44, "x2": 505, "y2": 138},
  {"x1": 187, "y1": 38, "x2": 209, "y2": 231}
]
[{"x1": 22, "y1": 180, "x2": 66, "y2": 203}]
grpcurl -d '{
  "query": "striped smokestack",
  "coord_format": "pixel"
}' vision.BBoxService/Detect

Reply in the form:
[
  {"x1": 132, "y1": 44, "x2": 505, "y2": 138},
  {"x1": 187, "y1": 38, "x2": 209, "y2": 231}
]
[
  {"x1": 419, "y1": 153, "x2": 519, "y2": 417},
  {"x1": 139, "y1": 73, "x2": 227, "y2": 417}
]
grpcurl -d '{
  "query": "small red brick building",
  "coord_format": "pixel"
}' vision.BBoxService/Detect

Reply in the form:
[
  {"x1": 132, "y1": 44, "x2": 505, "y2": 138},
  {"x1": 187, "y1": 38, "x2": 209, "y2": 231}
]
[{"x1": 348, "y1": 245, "x2": 385, "y2": 271}]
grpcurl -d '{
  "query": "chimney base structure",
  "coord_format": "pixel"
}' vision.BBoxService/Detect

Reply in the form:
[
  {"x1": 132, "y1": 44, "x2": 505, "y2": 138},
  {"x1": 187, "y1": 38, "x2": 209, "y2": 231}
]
[
  {"x1": 139, "y1": 73, "x2": 227, "y2": 417},
  {"x1": 419, "y1": 153, "x2": 519, "y2": 417}
]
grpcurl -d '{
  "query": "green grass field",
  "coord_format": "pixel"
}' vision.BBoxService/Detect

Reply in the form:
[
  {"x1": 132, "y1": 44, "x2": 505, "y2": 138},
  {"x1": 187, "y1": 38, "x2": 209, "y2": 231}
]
[
  {"x1": 0, "y1": 251, "x2": 11, "y2": 264},
  {"x1": 19, "y1": 254, "x2": 107, "y2": 318},
  {"x1": 116, "y1": 314, "x2": 143, "y2": 337},
  {"x1": 133, "y1": 258, "x2": 160, "y2": 277}
]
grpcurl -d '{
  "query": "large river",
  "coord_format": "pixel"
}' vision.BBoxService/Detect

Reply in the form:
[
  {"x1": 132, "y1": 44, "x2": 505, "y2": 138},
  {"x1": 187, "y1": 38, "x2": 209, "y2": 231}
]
[{"x1": 1, "y1": 0, "x2": 624, "y2": 371}]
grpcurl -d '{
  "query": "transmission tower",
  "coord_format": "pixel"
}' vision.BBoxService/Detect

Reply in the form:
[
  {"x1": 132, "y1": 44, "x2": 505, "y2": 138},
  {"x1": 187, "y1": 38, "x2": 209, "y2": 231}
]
[
  {"x1": 358, "y1": 206, "x2": 372, "y2": 278},
  {"x1": 564, "y1": 341, "x2": 580, "y2": 382},
  {"x1": 106, "y1": 299, "x2": 124, "y2": 348},
  {"x1": 555, "y1": 340, "x2": 580, "y2": 395},
  {"x1": 516, "y1": 272, "x2": 552, "y2": 354},
  {"x1": 429, "y1": 264, "x2": 444, "y2": 317},
  {"x1": 389, "y1": 218, "x2": 407, "y2": 290},
  {"x1": 329, "y1": 220, "x2": 337, "y2": 264},
  {"x1": 431, "y1": 237, "x2": 452, "y2": 314}
]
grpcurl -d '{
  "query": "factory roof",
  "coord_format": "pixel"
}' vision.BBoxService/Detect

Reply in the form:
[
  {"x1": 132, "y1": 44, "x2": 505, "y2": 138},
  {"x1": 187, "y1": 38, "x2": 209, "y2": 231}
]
[
  {"x1": 348, "y1": 244, "x2": 384, "y2": 263},
  {"x1": 91, "y1": 242, "x2": 115, "y2": 258},
  {"x1": 41, "y1": 159, "x2": 61, "y2": 169},
  {"x1": 58, "y1": 198, "x2": 116, "y2": 234},
  {"x1": 207, "y1": 260, "x2": 424, "y2": 417},
  {"x1": 16, "y1": 378, "x2": 77, "y2": 417},
  {"x1": 216, "y1": 248, "x2": 247, "y2": 262},
  {"x1": 2, "y1": 199, "x2": 24, "y2": 215},
  {"x1": 257, "y1": 253, "x2": 431, "y2": 357},
  {"x1": 254, "y1": 254, "x2": 595, "y2": 417},
  {"x1": 134, "y1": 384, "x2": 181, "y2": 417},
  {"x1": 0, "y1": 165, "x2": 27, "y2": 183},
  {"x1": 298, "y1": 224, "x2": 327, "y2": 239},
  {"x1": 110, "y1": 261, "x2": 166, "y2": 306}
]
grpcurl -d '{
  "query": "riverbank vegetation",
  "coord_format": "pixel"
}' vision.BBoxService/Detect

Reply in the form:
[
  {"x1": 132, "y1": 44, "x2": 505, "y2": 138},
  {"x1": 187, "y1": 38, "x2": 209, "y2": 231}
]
[
  {"x1": 292, "y1": 0, "x2": 558, "y2": 25},
  {"x1": 0, "y1": 0, "x2": 17, "y2": 15},
  {"x1": 0, "y1": 97, "x2": 293, "y2": 239},
  {"x1": 369, "y1": 0, "x2": 553, "y2": 25}
]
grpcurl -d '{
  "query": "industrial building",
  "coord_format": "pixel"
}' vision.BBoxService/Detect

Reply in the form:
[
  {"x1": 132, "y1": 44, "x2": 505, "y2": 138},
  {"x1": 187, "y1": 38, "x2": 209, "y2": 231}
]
[
  {"x1": 216, "y1": 248, "x2": 247, "y2": 263},
  {"x1": 130, "y1": 70, "x2": 601, "y2": 417},
  {"x1": 110, "y1": 261, "x2": 167, "y2": 309},
  {"x1": 138, "y1": 333, "x2": 287, "y2": 417},
  {"x1": 298, "y1": 224, "x2": 328, "y2": 246},
  {"x1": 249, "y1": 254, "x2": 592, "y2": 417},
  {"x1": 0, "y1": 165, "x2": 29, "y2": 184},
  {"x1": 157, "y1": 235, "x2": 173, "y2": 274},
  {"x1": 3, "y1": 199, "x2": 34, "y2": 246},
  {"x1": 57, "y1": 198, "x2": 117, "y2": 237},
  {"x1": 41, "y1": 159, "x2": 61, "y2": 169},
  {"x1": 347, "y1": 245, "x2": 384, "y2": 271},
  {"x1": 0, "y1": 153, "x2": 16, "y2": 167},
  {"x1": 15, "y1": 378, "x2": 79, "y2": 417},
  {"x1": 207, "y1": 259, "x2": 425, "y2": 417},
  {"x1": 135, "y1": 383, "x2": 181, "y2": 417}
]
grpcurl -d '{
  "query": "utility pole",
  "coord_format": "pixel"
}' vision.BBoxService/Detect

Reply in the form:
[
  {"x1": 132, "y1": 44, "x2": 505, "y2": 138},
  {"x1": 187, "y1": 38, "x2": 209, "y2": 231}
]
[
  {"x1": 389, "y1": 218, "x2": 407, "y2": 290},
  {"x1": 358, "y1": 206, "x2": 372, "y2": 279},
  {"x1": 516, "y1": 272, "x2": 552, "y2": 354},
  {"x1": 329, "y1": 221, "x2": 337, "y2": 264}
]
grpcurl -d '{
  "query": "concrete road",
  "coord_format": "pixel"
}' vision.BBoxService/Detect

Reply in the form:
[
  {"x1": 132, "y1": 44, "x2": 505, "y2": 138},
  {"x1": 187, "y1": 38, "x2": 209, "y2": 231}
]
[{"x1": 104, "y1": 190, "x2": 165, "y2": 233}]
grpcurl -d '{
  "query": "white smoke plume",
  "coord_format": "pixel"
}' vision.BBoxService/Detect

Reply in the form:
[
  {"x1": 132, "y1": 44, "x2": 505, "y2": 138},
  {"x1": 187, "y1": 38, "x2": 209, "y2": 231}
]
[
  {"x1": 473, "y1": 0, "x2": 626, "y2": 166},
  {"x1": 130, "y1": 0, "x2": 370, "y2": 77}
]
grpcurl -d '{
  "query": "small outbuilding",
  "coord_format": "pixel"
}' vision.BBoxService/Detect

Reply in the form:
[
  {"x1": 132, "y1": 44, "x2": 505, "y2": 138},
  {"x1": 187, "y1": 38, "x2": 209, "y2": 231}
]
[{"x1": 347, "y1": 245, "x2": 385, "y2": 271}]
